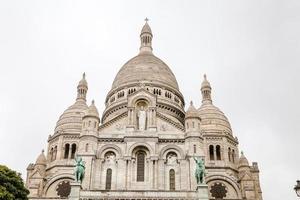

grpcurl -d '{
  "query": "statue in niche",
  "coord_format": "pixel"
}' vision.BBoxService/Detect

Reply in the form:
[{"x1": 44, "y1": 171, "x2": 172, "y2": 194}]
[
  {"x1": 105, "y1": 151, "x2": 116, "y2": 163},
  {"x1": 137, "y1": 106, "x2": 147, "y2": 131},
  {"x1": 167, "y1": 152, "x2": 178, "y2": 165}
]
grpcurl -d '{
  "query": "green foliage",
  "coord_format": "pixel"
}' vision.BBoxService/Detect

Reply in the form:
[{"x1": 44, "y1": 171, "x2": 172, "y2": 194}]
[{"x1": 0, "y1": 165, "x2": 29, "y2": 200}]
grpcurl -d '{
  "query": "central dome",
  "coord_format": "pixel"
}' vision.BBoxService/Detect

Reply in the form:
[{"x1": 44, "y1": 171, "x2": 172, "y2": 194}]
[{"x1": 111, "y1": 52, "x2": 179, "y2": 90}]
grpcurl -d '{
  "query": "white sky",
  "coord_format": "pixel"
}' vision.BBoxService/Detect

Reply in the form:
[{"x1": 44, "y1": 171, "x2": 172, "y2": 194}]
[{"x1": 0, "y1": 0, "x2": 299, "y2": 199}]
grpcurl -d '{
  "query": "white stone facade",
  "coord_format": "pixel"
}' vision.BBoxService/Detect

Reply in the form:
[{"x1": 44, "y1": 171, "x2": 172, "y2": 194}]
[{"x1": 26, "y1": 21, "x2": 263, "y2": 200}]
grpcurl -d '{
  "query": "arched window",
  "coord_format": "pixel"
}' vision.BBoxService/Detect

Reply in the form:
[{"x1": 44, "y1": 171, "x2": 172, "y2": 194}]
[
  {"x1": 228, "y1": 148, "x2": 232, "y2": 162},
  {"x1": 105, "y1": 168, "x2": 112, "y2": 190},
  {"x1": 136, "y1": 151, "x2": 145, "y2": 182},
  {"x1": 169, "y1": 169, "x2": 175, "y2": 191},
  {"x1": 64, "y1": 144, "x2": 70, "y2": 159},
  {"x1": 232, "y1": 149, "x2": 235, "y2": 163},
  {"x1": 50, "y1": 148, "x2": 53, "y2": 161},
  {"x1": 53, "y1": 146, "x2": 57, "y2": 160},
  {"x1": 85, "y1": 143, "x2": 89, "y2": 152},
  {"x1": 216, "y1": 145, "x2": 221, "y2": 160},
  {"x1": 71, "y1": 144, "x2": 76, "y2": 159},
  {"x1": 209, "y1": 145, "x2": 214, "y2": 160}
]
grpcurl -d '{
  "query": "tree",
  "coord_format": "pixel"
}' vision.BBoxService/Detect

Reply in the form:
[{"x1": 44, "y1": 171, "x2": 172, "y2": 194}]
[{"x1": 0, "y1": 165, "x2": 29, "y2": 200}]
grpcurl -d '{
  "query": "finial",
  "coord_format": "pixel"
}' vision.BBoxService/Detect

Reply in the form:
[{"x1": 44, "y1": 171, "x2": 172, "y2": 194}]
[
  {"x1": 83, "y1": 72, "x2": 86, "y2": 79},
  {"x1": 190, "y1": 101, "x2": 193, "y2": 106},
  {"x1": 91, "y1": 99, "x2": 95, "y2": 105},
  {"x1": 204, "y1": 74, "x2": 207, "y2": 80},
  {"x1": 241, "y1": 151, "x2": 244, "y2": 155},
  {"x1": 145, "y1": 17, "x2": 149, "y2": 22},
  {"x1": 42, "y1": 149, "x2": 44, "y2": 153}
]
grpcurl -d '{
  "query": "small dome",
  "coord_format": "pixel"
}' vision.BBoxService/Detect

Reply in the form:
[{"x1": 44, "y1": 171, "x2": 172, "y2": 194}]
[
  {"x1": 238, "y1": 152, "x2": 250, "y2": 168},
  {"x1": 185, "y1": 101, "x2": 200, "y2": 119},
  {"x1": 141, "y1": 21, "x2": 152, "y2": 35},
  {"x1": 84, "y1": 100, "x2": 99, "y2": 119},
  {"x1": 78, "y1": 73, "x2": 88, "y2": 87},
  {"x1": 111, "y1": 53, "x2": 179, "y2": 90},
  {"x1": 36, "y1": 150, "x2": 46, "y2": 165},
  {"x1": 201, "y1": 74, "x2": 211, "y2": 89},
  {"x1": 55, "y1": 100, "x2": 88, "y2": 134},
  {"x1": 198, "y1": 103, "x2": 232, "y2": 134}
]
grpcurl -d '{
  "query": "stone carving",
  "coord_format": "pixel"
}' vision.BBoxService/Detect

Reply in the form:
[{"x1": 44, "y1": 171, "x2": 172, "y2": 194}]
[
  {"x1": 194, "y1": 157, "x2": 206, "y2": 184},
  {"x1": 56, "y1": 181, "x2": 71, "y2": 197},
  {"x1": 210, "y1": 182, "x2": 227, "y2": 199},
  {"x1": 167, "y1": 152, "x2": 178, "y2": 165},
  {"x1": 138, "y1": 106, "x2": 147, "y2": 131},
  {"x1": 116, "y1": 124, "x2": 124, "y2": 131},
  {"x1": 74, "y1": 156, "x2": 85, "y2": 183},
  {"x1": 105, "y1": 151, "x2": 116, "y2": 163},
  {"x1": 160, "y1": 124, "x2": 168, "y2": 131}
]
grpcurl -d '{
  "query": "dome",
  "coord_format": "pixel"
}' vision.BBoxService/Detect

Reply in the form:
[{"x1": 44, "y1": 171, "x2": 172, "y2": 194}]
[
  {"x1": 55, "y1": 100, "x2": 88, "y2": 134},
  {"x1": 198, "y1": 103, "x2": 232, "y2": 134},
  {"x1": 141, "y1": 21, "x2": 152, "y2": 35},
  {"x1": 185, "y1": 101, "x2": 200, "y2": 119},
  {"x1": 36, "y1": 150, "x2": 46, "y2": 165},
  {"x1": 111, "y1": 53, "x2": 179, "y2": 90},
  {"x1": 84, "y1": 100, "x2": 99, "y2": 119},
  {"x1": 199, "y1": 74, "x2": 232, "y2": 134},
  {"x1": 238, "y1": 152, "x2": 250, "y2": 168},
  {"x1": 55, "y1": 74, "x2": 89, "y2": 134}
]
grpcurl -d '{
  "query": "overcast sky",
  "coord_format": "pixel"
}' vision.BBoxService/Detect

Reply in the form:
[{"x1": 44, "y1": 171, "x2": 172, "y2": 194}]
[{"x1": 0, "y1": 0, "x2": 299, "y2": 199}]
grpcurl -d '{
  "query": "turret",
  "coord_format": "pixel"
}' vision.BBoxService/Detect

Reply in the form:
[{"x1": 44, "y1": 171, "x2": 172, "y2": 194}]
[
  {"x1": 185, "y1": 101, "x2": 201, "y2": 133},
  {"x1": 139, "y1": 18, "x2": 153, "y2": 53},
  {"x1": 238, "y1": 151, "x2": 250, "y2": 172},
  {"x1": 76, "y1": 73, "x2": 88, "y2": 102},
  {"x1": 82, "y1": 100, "x2": 100, "y2": 136},
  {"x1": 201, "y1": 74, "x2": 212, "y2": 104},
  {"x1": 78, "y1": 100, "x2": 99, "y2": 189},
  {"x1": 35, "y1": 150, "x2": 47, "y2": 172},
  {"x1": 185, "y1": 101, "x2": 204, "y2": 158}
]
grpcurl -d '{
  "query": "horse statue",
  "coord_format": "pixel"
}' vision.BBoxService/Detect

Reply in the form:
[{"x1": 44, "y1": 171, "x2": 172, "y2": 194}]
[
  {"x1": 74, "y1": 156, "x2": 85, "y2": 183},
  {"x1": 193, "y1": 157, "x2": 206, "y2": 184}
]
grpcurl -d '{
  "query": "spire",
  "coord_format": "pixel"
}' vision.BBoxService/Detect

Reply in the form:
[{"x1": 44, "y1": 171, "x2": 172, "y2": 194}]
[
  {"x1": 76, "y1": 73, "x2": 88, "y2": 102},
  {"x1": 139, "y1": 18, "x2": 153, "y2": 53},
  {"x1": 201, "y1": 74, "x2": 212, "y2": 104}
]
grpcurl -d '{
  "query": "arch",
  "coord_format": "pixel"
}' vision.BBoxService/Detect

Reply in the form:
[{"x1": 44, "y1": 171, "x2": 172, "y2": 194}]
[
  {"x1": 128, "y1": 92, "x2": 156, "y2": 108},
  {"x1": 136, "y1": 151, "x2": 146, "y2": 182},
  {"x1": 53, "y1": 146, "x2": 57, "y2": 160},
  {"x1": 169, "y1": 169, "x2": 175, "y2": 191},
  {"x1": 70, "y1": 144, "x2": 76, "y2": 159},
  {"x1": 127, "y1": 142, "x2": 154, "y2": 157},
  {"x1": 43, "y1": 173, "x2": 74, "y2": 195},
  {"x1": 216, "y1": 145, "x2": 221, "y2": 160},
  {"x1": 50, "y1": 148, "x2": 54, "y2": 161},
  {"x1": 232, "y1": 149, "x2": 235, "y2": 163},
  {"x1": 205, "y1": 174, "x2": 242, "y2": 199},
  {"x1": 105, "y1": 168, "x2": 112, "y2": 190},
  {"x1": 159, "y1": 144, "x2": 185, "y2": 159},
  {"x1": 64, "y1": 144, "x2": 70, "y2": 159},
  {"x1": 228, "y1": 147, "x2": 232, "y2": 162},
  {"x1": 98, "y1": 144, "x2": 123, "y2": 159},
  {"x1": 209, "y1": 145, "x2": 214, "y2": 160}
]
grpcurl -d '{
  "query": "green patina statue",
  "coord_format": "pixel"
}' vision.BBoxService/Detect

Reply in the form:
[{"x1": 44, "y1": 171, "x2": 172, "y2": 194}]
[
  {"x1": 193, "y1": 157, "x2": 206, "y2": 185},
  {"x1": 74, "y1": 156, "x2": 85, "y2": 183}
]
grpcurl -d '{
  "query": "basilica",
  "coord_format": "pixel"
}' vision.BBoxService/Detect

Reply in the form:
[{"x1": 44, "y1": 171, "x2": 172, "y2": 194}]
[{"x1": 26, "y1": 21, "x2": 263, "y2": 200}]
